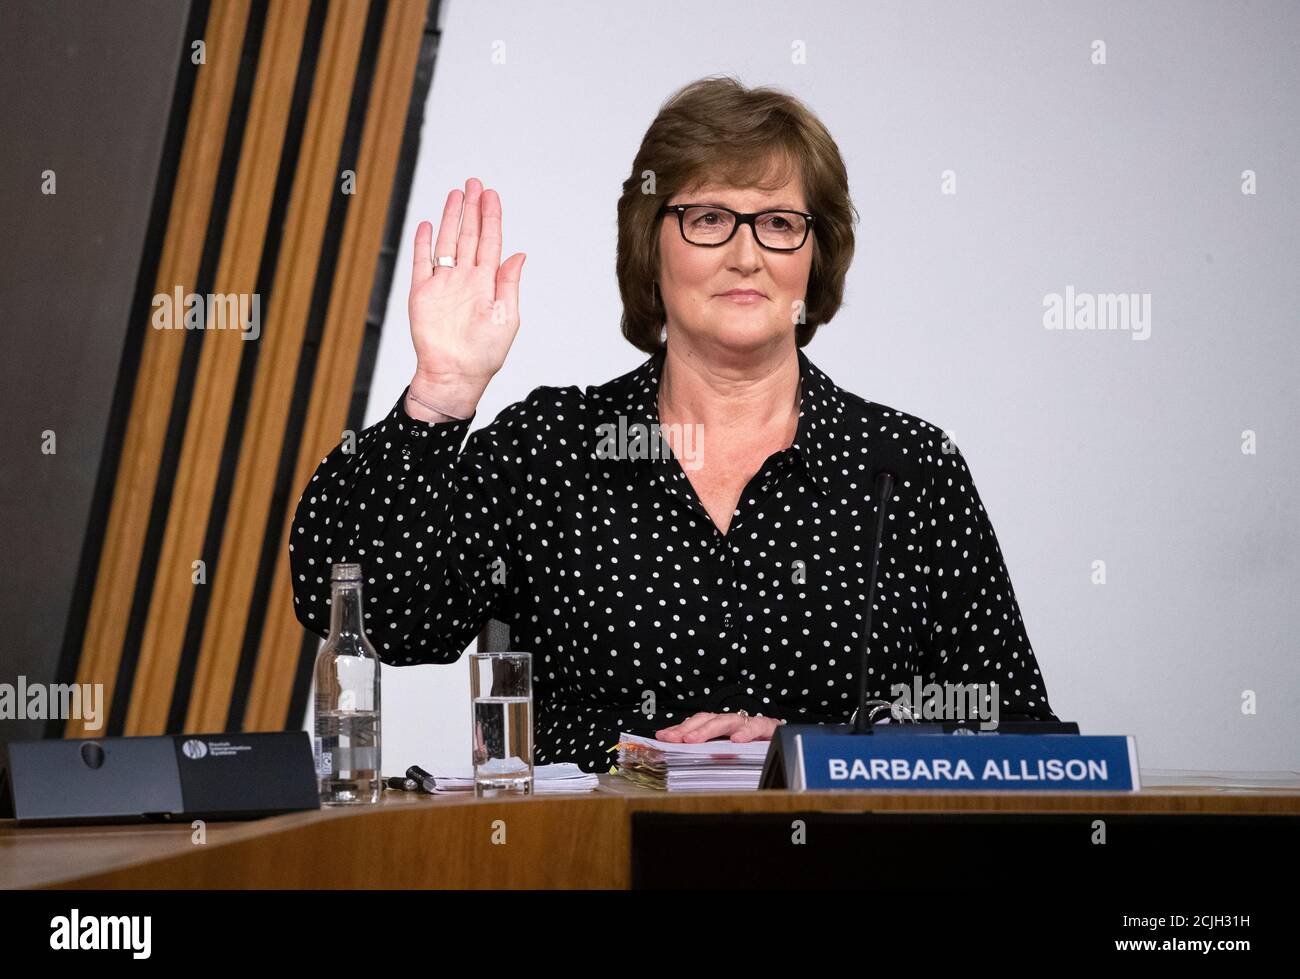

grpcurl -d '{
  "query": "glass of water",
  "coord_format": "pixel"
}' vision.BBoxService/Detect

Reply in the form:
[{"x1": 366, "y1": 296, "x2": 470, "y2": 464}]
[{"x1": 469, "y1": 652, "x2": 533, "y2": 797}]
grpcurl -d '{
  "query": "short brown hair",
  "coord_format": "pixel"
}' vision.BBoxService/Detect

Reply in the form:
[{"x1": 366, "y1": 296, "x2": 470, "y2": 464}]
[{"x1": 617, "y1": 75, "x2": 858, "y2": 354}]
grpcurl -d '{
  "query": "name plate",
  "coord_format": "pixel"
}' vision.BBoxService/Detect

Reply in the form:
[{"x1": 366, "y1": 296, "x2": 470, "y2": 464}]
[{"x1": 795, "y1": 734, "x2": 1140, "y2": 792}]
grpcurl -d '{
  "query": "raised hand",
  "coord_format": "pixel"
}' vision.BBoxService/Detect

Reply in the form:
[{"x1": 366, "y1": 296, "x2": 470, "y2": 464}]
[{"x1": 406, "y1": 177, "x2": 526, "y2": 421}]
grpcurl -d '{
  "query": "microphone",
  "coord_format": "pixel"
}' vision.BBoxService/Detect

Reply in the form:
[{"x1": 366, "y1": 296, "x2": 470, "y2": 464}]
[{"x1": 852, "y1": 468, "x2": 897, "y2": 734}]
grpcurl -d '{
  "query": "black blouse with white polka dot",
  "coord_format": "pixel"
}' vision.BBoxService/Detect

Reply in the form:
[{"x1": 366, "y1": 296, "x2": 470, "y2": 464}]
[{"x1": 290, "y1": 348, "x2": 1057, "y2": 773}]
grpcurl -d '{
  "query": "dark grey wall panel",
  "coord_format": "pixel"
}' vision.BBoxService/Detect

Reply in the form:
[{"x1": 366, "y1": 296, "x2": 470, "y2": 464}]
[{"x1": 0, "y1": 0, "x2": 192, "y2": 742}]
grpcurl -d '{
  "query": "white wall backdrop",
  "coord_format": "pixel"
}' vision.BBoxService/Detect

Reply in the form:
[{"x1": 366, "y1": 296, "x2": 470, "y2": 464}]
[{"x1": 315, "y1": 0, "x2": 1300, "y2": 776}]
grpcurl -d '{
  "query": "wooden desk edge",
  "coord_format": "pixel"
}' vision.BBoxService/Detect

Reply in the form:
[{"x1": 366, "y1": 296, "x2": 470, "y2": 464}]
[{"x1": 4, "y1": 776, "x2": 1298, "y2": 890}]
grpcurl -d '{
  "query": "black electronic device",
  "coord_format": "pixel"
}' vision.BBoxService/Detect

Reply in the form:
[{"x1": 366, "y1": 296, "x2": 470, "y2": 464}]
[{"x1": 0, "y1": 731, "x2": 319, "y2": 825}]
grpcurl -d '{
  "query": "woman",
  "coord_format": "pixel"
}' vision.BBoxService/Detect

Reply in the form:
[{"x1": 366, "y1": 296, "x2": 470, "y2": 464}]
[{"x1": 290, "y1": 76, "x2": 1056, "y2": 773}]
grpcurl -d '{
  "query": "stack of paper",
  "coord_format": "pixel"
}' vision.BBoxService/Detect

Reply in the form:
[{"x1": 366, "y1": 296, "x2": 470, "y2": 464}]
[
  {"x1": 613, "y1": 733, "x2": 768, "y2": 792},
  {"x1": 431, "y1": 762, "x2": 598, "y2": 793}
]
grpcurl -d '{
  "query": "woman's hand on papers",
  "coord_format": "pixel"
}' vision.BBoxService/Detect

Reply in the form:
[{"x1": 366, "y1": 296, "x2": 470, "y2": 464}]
[{"x1": 655, "y1": 712, "x2": 785, "y2": 744}]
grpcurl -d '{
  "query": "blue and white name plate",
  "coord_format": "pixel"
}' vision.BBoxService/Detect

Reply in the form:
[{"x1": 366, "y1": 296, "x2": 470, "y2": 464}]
[{"x1": 795, "y1": 734, "x2": 1140, "y2": 791}]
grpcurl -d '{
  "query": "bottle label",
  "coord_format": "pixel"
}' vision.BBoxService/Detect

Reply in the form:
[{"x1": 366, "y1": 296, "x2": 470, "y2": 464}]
[
  {"x1": 313, "y1": 737, "x2": 331, "y2": 777},
  {"x1": 335, "y1": 658, "x2": 377, "y2": 711}
]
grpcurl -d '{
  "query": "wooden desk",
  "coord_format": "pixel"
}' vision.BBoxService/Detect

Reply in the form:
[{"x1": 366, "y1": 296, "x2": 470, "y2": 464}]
[{"x1": 3, "y1": 775, "x2": 1298, "y2": 889}]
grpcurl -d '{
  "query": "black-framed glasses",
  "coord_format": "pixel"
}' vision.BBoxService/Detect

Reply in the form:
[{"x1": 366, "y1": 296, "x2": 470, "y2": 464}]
[{"x1": 658, "y1": 203, "x2": 815, "y2": 252}]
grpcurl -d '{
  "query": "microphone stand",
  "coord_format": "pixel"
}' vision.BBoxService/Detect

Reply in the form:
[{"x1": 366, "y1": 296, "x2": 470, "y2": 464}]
[
  {"x1": 853, "y1": 469, "x2": 896, "y2": 734},
  {"x1": 759, "y1": 468, "x2": 899, "y2": 787}
]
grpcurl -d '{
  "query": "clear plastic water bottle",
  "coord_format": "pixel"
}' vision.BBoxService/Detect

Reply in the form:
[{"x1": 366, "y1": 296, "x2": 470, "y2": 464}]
[{"x1": 313, "y1": 562, "x2": 381, "y2": 804}]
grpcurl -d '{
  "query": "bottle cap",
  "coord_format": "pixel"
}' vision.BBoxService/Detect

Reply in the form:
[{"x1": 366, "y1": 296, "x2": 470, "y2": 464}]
[{"x1": 331, "y1": 562, "x2": 363, "y2": 582}]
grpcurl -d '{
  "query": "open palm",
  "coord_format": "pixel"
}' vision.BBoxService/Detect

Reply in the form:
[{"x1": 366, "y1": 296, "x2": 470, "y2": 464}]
[{"x1": 408, "y1": 177, "x2": 525, "y2": 399}]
